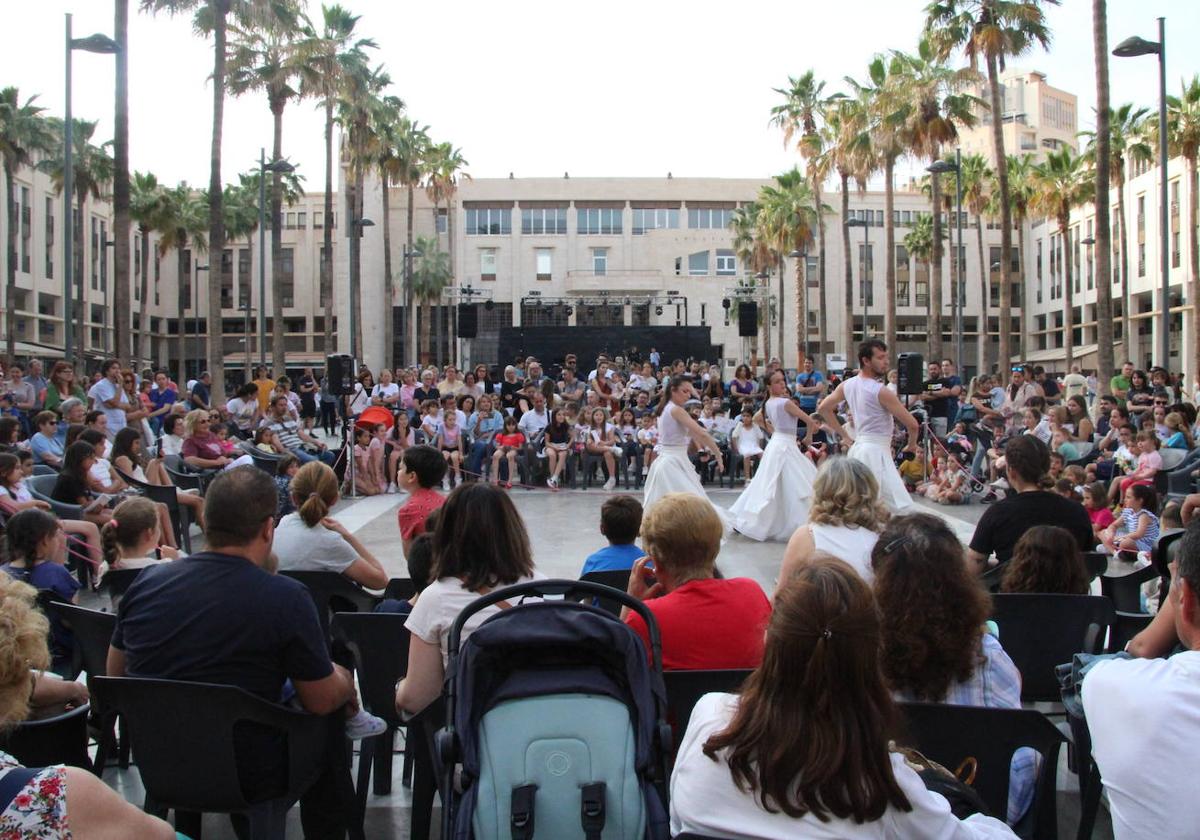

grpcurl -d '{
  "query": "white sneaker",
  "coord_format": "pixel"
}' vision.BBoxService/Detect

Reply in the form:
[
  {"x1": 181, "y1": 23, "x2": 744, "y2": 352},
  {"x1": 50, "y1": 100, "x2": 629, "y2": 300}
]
[
  {"x1": 547, "y1": 476, "x2": 558, "y2": 489},
  {"x1": 386, "y1": 483, "x2": 397, "y2": 494},
  {"x1": 603, "y1": 476, "x2": 616, "y2": 491},
  {"x1": 345, "y1": 708, "x2": 388, "y2": 740}
]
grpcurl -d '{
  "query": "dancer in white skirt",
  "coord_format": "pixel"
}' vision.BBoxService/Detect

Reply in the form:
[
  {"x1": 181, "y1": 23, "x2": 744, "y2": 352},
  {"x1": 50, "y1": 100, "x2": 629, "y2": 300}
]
[
  {"x1": 643, "y1": 376, "x2": 729, "y2": 528},
  {"x1": 729, "y1": 370, "x2": 819, "y2": 541},
  {"x1": 817, "y1": 339, "x2": 919, "y2": 513}
]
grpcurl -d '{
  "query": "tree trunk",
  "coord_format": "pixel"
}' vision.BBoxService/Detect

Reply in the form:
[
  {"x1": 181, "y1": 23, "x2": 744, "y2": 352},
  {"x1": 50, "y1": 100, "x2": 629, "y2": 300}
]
[
  {"x1": 177, "y1": 244, "x2": 187, "y2": 386},
  {"x1": 138, "y1": 228, "x2": 151, "y2": 361},
  {"x1": 840, "y1": 173, "x2": 852, "y2": 356},
  {"x1": 1189, "y1": 155, "x2": 1199, "y2": 395},
  {"x1": 112, "y1": 0, "x2": 131, "y2": 363},
  {"x1": 322, "y1": 99, "x2": 334, "y2": 360},
  {"x1": 353, "y1": 164, "x2": 365, "y2": 364},
  {"x1": 795, "y1": 257, "x2": 805, "y2": 365},
  {"x1": 270, "y1": 105, "x2": 285, "y2": 378},
  {"x1": 930, "y1": 165, "x2": 944, "y2": 361},
  {"x1": 405, "y1": 182, "x2": 416, "y2": 365},
  {"x1": 975, "y1": 214, "x2": 988, "y2": 372},
  {"x1": 76, "y1": 196, "x2": 86, "y2": 367},
  {"x1": 988, "y1": 52, "x2": 1014, "y2": 383},
  {"x1": 382, "y1": 172, "x2": 393, "y2": 368},
  {"x1": 420, "y1": 298, "x2": 431, "y2": 364},
  {"x1": 811, "y1": 173, "x2": 827, "y2": 358},
  {"x1": 1117, "y1": 170, "x2": 1133, "y2": 365},
  {"x1": 206, "y1": 4, "x2": 228, "y2": 393},
  {"x1": 884, "y1": 155, "x2": 896, "y2": 355},
  {"x1": 4, "y1": 162, "x2": 15, "y2": 366},
  {"x1": 1062, "y1": 218, "x2": 1075, "y2": 367},
  {"x1": 1017, "y1": 212, "x2": 1030, "y2": 362},
  {"x1": 1093, "y1": 0, "x2": 1116, "y2": 394}
]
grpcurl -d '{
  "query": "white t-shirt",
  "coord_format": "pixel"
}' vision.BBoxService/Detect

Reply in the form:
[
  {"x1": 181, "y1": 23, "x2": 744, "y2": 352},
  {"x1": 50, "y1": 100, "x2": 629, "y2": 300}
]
[
  {"x1": 273, "y1": 513, "x2": 361, "y2": 575},
  {"x1": 225, "y1": 397, "x2": 258, "y2": 431},
  {"x1": 518, "y1": 408, "x2": 549, "y2": 438},
  {"x1": 405, "y1": 572, "x2": 544, "y2": 668},
  {"x1": 160, "y1": 434, "x2": 184, "y2": 456},
  {"x1": 88, "y1": 378, "x2": 129, "y2": 434},
  {"x1": 1082, "y1": 651, "x2": 1200, "y2": 840},
  {"x1": 671, "y1": 693, "x2": 1017, "y2": 839},
  {"x1": 372, "y1": 383, "x2": 401, "y2": 404}
]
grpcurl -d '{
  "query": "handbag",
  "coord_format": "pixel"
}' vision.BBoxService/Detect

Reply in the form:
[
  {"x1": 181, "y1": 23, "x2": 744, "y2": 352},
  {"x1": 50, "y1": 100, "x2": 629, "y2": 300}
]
[{"x1": 893, "y1": 744, "x2": 987, "y2": 820}]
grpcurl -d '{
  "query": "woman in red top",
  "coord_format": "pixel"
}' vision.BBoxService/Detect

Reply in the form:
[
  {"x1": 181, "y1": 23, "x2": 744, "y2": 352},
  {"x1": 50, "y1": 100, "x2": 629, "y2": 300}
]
[
  {"x1": 180, "y1": 410, "x2": 254, "y2": 471},
  {"x1": 591, "y1": 360, "x2": 621, "y2": 413},
  {"x1": 490, "y1": 415, "x2": 526, "y2": 489},
  {"x1": 623, "y1": 492, "x2": 771, "y2": 670}
]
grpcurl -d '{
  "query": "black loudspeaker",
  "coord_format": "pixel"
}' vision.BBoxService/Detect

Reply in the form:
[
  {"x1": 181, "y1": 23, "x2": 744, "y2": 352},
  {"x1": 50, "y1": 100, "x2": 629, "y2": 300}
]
[
  {"x1": 457, "y1": 303, "x2": 478, "y2": 339},
  {"x1": 326, "y1": 354, "x2": 355, "y2": 396},
  {"x1": 738, "y1": 302, "x2": 758, "y2": 337},
  {"x1": 897, "y1": 352, "x2": 925, "y2": 395}
]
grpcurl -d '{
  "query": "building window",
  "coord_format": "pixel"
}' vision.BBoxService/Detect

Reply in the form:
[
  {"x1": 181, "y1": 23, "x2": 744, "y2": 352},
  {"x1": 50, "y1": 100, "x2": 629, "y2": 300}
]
[
  {"x1": 688, "y1": 251, "x2": 709, "y2": 276},
  {"x1": 99, "y1": 221, "x2": 108, "y2": 292},
  {"x1": 297, "y1": 212, "x2": 307, "y2": 229},
  {"x1": 238, "y1": 249, "x2": 251, "y2": 308},
  {"x1": 466, "y1": 206, "x2": 512, "y2": 236},
  {"x1": 687, "y1": 207, "x2": 732, "y2": 229},
  {"x1": 1138, "y1": 242, "x2": 1146, "y2": 277},
  {"x1": 1137, "y1": 195, "x2": 1145, "y2": 234},
  {"x1": 535, "y1": 248, "x2": 552, "y2": 281},
  {"x1": 285, "y1": 212, "x2": 296, "y2": 230},
  {"x1": 480, "y1": 248, "x2": 497, "y2": 281},
  {"x1": 715, "y1": 249, "x2": 736, "y2": 276},
  {"x1": 90, "y1": 218, "x2": 99, "y2": 289},
  {"x1": 19, "y1": 187, "x2": 30, "y2": 273},
  {"x1": 220, "y1": 248, "x2": 234, "y2": 309},
  {"x1": 521, "y1": 207, "x2": 567, "y2": 235},
  {"x1": 314, "y1": 211, "x2": 324, "y2": 229},
  {"x1": 591, "y1": 248, "x2": 608, "y2": 275},
  {"x1": 858, "y1": 244, "x2": 874, "y2": 306},
  {"x1": 436, "y1": 209, "x2": 448, "y2": 234},
  {"x1": 895, "y1": 245, "x2": 909, "y2": 306},
  {"x1": 632, "y1": 207, "x2": 680, "y2": 234},
  {"x1": 44, "y1": 197, "x2": 53, "y2": 279},
  {"x1": 280, "y1": 247, "x2": 294, "y2": 307},
  {"x1": 319, "y1": 246, "x2": 331, "y2": 306},
  {"x1": 700, "y1": 302, "x2": 707, "y2": 326},
  {"x1": 578, "y1": 207, "x2": 621, "y2": 235}
]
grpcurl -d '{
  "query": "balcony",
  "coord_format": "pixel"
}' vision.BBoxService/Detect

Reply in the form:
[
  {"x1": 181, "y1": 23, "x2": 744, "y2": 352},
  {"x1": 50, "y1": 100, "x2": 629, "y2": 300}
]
[{"x1": 565, "y1": 269, "x2": 665, "y2": 293}]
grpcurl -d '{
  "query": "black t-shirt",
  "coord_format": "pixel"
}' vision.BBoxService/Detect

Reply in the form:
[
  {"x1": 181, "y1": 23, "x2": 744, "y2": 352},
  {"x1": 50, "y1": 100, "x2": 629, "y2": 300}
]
[
  {"x1": 969, "y1": 491, "x2": 1094, "y2": 563},
  {"x1": 298, "y1": 375, "x2": 317, "y2": 410},
  {"x1": 413, "y1": 386, "x2": 441, "y2": 407},
  {"x1": 923, "y1": 377, "x2": 954, "y2": 419},
  {"x1": 1041, "y1": 377, "x2": 1060, "y2": 398},
  {"x1": 51, "y1": 473, "x2": 91, "y2": 506}
]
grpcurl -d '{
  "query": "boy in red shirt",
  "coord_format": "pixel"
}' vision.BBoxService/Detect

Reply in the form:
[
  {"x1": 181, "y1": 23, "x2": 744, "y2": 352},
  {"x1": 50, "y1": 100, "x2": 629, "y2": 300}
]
[{"x1": 397, "y1": 445, "x2": 447, "y2": 555}]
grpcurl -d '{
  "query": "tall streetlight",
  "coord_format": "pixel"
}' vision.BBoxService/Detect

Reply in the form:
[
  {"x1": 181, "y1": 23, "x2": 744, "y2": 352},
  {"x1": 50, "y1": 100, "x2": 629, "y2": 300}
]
[
  {"x1": 845, "y1": 217, "x2": 872, "y2": 343},
  {"x1": 257, "y1": 149, "x2": 295, "y2": 368},
  {"x1": 347, "y1": 216, "x2": 375, "y2": 363},
  {"x1": 928, "y1": 153, "x2": 964, "y2": 372},
  {"x1": 1114, "y1": 18, "x2": 1169, "y2": 370},
  {"x1": 63, "y1": 14, "x2": 119, "y2": 366}
]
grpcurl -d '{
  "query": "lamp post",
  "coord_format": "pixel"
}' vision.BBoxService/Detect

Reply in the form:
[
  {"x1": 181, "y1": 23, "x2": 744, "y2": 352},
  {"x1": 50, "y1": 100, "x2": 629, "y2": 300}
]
[
  {"x1": 192, "y1": 264, "x2": 209, "y2": 383},
  {"x1": 1114, "y1": 18, "x2": 1169, "y2": 370},
  {"x1": 845, "y1": 217, "x2": 871, "y2": 342},
  {"x1": 928, "y1": 156, "x2": 964, "y2": 372},
  {"x1": 257, "y1": 149, "x2": 295, "y2": 368},
  {"x1": 347, "y1": 216, "x2": 375, "y2": 363},
  {"x1": 63, "y1": 14, "x2": 119, "y2": 366}
]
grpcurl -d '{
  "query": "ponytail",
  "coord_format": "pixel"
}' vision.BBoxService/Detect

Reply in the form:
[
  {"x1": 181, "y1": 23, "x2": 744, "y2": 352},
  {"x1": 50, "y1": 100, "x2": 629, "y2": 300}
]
[
  {"x1": 290, "y1": 461, "x2": 339, "y2": 528},
  {"x1": 101, "y1": 497, "x2": 160, "y2": 568},
  {"x1": 655, "y1": 375, "x2": 690, "y2": 418}
]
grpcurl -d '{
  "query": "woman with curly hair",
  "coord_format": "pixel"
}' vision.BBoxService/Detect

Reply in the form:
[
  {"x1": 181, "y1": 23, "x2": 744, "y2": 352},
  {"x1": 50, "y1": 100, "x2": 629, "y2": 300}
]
[
  {"x1": 778, "y1": 456, "x2": 888, "y2": 589},
  {"x1": 872, "y1": 512, "x2": 1033, "y2": 825},
  {"x1": 1000, "y1": 525, "x2": 1090, "y2": 595}
]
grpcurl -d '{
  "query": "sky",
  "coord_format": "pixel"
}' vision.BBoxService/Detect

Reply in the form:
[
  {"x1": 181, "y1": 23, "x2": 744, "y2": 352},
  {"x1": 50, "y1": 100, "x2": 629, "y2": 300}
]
[{"x1": 3, "y1": 0, "x2": 1198, "y2": 193}]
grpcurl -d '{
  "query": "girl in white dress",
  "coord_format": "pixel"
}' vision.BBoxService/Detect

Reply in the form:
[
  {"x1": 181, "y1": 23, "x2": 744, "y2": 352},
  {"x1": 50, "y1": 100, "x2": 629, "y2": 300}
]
[
  {"x1": 643, "y1": 376, "x2": 728, "y2": 527},
  {"x1": 729, "y1": 370, "x2": 819, "y2": 542}
]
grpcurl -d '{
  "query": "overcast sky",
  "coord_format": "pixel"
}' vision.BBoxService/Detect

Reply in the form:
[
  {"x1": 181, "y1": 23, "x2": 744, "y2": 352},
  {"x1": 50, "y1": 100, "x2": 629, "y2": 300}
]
[{"x1": 4, "y1": 0, "x2": 1197, "y2": 192}]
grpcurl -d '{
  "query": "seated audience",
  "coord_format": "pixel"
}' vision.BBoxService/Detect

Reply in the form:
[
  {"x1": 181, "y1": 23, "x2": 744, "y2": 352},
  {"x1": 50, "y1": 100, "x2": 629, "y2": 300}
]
[
  {"x1": 158, "y1": 413, "x2": 185, "y2": 456},
  {"x1": 1109, "y1": 430, "x2": 1163, "y2": 502},
  {"x1": 274, "y1": 453, "x2": 300, "y2": 520},
  {"x1": 374, "y1": 532, "x2": 436, "y2": 616},
  {"x1": 623, "y1": 493, "x2": 771, "y2": 670},
  {"x1": 1000, "y1": 525, "x2": 1090, "y2": 594},
  {"x1": 1100, "y1": 484, "x2": 1160, "y2": 559},
  {"x1": 580, "y1": 495, "x2": 644, "y2": 575},
  {"x1": 260, "y1": 395, "x2": 334, "y2": 465},
  {"x1": 107, "y1": 466, "x2": 360, "y2": 836},
  {"x1": 396, "y1": 445, "x2": 447, "y2": 555},
  {"x1": 780, "y1": 456, "x2": 886, "y2": 588},
  {"x1": 181, "y1": 409, "x2": 254, "y2": 471},
  {"x1": 2, "y1": 509, "x2": 78, "y2": 673},
  {"x1": 396, "y1": 483, "x2": 539, "y2": 714},
  {"x1": 670, "y1": 556, "x2": 1015, "y2": 839},
  {"x1": 102, "y1": 496, "x2": 180, "y2": 571},
  {"x1": 52, "y1": 441, "x2": 113, "y2": 527},
  {"x1": 1083, "y1": 520, "x2": 1200, "y2": 838},
  {"x1": 274, "y1": 461, "x2": 388, "y2": 590},
  {"x1": 873, "y1": 512, "x2": 1033, "y2": 824},
  {"x1": 29, "y1": 411, "x2": 63, "y2": 468},
  {"x1": 110, "y1": 426, "x2": 206, "y2": 531}
]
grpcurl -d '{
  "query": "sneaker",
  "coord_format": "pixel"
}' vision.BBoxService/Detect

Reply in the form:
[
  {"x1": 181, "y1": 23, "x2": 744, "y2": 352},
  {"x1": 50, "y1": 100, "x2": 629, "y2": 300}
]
[
  {"x1": 547, "y1": 476, "x2": 558, "y2": 490},
  {"x1": 442, "y1": 478, "x2": 451, "y2": 491},
  {"x1": 345, "y1": 708, "x2": 388, "y2": 740},
  {"x1": 603, "y1": 476, "x2": 616, "y2": 491},
  {"x1": 386, "y1": 483, "x2": 397, "y2": 494}
]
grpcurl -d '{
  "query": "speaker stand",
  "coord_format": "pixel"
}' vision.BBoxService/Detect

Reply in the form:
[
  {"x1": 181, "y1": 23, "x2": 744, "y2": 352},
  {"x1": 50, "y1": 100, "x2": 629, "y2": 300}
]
[{"x1": 340, "y1": 394, "x2": 362, "y2": 500}]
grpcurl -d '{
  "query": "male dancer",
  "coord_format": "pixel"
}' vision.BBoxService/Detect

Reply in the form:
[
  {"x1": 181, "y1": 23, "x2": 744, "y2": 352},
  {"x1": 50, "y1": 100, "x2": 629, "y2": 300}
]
[{"x1": 817, "y1": 339, "x2": 919, "y2": 512}]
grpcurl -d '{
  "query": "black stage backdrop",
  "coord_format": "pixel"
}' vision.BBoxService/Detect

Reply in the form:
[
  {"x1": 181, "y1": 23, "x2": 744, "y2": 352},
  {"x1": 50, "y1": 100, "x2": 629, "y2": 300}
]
[{"x1": 496, "y1": 326, "x2": 717, "y2": 371}]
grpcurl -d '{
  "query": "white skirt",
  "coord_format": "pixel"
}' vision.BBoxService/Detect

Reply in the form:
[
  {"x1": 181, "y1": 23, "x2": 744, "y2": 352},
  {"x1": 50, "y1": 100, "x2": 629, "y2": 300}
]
[
  {"x1": 848, "y1": 433, "x2": 913, "y2": 513},
  {"x1": 643, "y1": 445, "x2": 731, "y2": 532},
  {"x1": 729, "y1": 433, "x2": 817, "y2": 542}
]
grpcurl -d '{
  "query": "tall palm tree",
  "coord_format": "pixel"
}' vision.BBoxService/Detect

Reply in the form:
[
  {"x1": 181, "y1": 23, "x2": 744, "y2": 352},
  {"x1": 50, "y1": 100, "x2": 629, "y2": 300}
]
[
  {"x1": 959, "y1": 153, "x2": 992, "y2": 370},
  {"x1": 758, "y1": 169, "x2": 820, "y2": 361},
  {"x1": 1166, "y1": 75, "x2": 1200, "y2": 389},
  {"x1": 368, "y1": 95, "x2": 405, "y2": 367},
  {"x1": 113, "y1": 0, "x2": 132, "y2": 362},
  {"x1": 1000, "y1": 154, "x2": 1036, "y2": 359},
  {"x1": 0, "y1": 88, "x2": 54, "y2": 365},
  {"x1": 156, "y1": 183, "x2": 207, "y2": 383},
  {"x1": 227, "y1": 1, "x2": 305, "y2": 377},
  {"x1": 218, "y1": 180, "x2": 260, "y2": 377},
  {"x1": 1031, "y1": 147, "x2": 1092, "y2": 367},
  {"x1": 390, "y1": 117, "x2": 430, "y2": 365},
  {"x1": 37, "y1": 118, "x2": 114, "y2": 365},
  {"x1": 1089, "y1": 0, "x2": 1115, "y2": 392},
  {"x1": 1080, "y1": 103, "x2": 1151, "y2": 367},
  {"x1": 129, "y1": 171, "x2": 166, "y2": 361},
  {"x1": 728, "y1": 202, "x2": 778, "y2": 353},
  {"x1": 892, "y1": 38, "x2": 980, "y2": 361},
  {"x1": 424, "y1": 140, "x2": 470, "y2": 364},
  {"x1": 410, "y1": 235, "x2": 450, "y2": 361},
  {"x1": 298, "y1": 3, "x2": 375, "y2": 358},
  {"x1": 904, "y1": 213, "x2": 943, "y2": 344},
  {"x1": 925, "y1": 0, "x2": 1059, "y2": 378}
]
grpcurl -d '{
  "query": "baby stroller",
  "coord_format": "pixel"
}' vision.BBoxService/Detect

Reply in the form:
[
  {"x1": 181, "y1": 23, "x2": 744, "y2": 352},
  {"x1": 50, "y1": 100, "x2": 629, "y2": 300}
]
[{"x1": 435, "y1": 579, "x2": 672, "y2": 840}]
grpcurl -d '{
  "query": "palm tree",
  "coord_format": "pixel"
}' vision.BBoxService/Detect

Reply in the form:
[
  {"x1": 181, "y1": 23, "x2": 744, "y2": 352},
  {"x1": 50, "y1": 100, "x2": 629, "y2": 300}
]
[
  {"x1": 389, "y1": 117, "x2": 430, "y2": 365},
  {"x1": 1000, "y1": 154, "x2": 1036, "y2": 360},
  {"x1": 227, "y1": 2, "x2": 305, "y2": 377},
  {"x1": 129, "y1": 171, "x2": 166, "y2": 361},
  {"x1": 758, "y1": 169, "x2": 820, "y2": 361},
  {"x1": 368, "y1": 95, "x2": 406, "y2": 367},
  {"x1": 904, "y1": 214, "x2": 943, "y2": 342},
  {"x1": 424, "y1": 140, "x2": 470, "y2": 364},
  {"x1": 1166, "y1": 75, "x2": 1200, "y2": 390},
  {"x1": 892, "y1": 38, "x2": 980, "y2": 361},
  {"x1": 0, "y1": 88, "x2": 54, "y2": 365},
  {"x1": 1080, "y1": 103, "x2": 1151, "y2": 367},
  {"x1": 219, "y1": 180, "x2": 260, "y2": 377},
  {"x1": 728, "y1": 203, "x2": 777, "y2": 352},
  {"x1": 297, "y1": 4, "x2": 375, "y2": 359},
  {"x1": 959, "y1": 153, "x2": 992, "y2": 369},
  {"x1": 156, "y1": 183, "x2": 207, "y2": 383},
  {"x1": 925, "y1": 0, "x2": 1058, "y2": 378},
  {"x1": 113, "y1": 0, "x2": 132, "y2": 362},
  {"x1": 37, "y1": 118, "x2": 114, "y2": 365},
  {"x1": 410, "y1": 235, "x2": 450, "y2": 361},
  {"x1": 1031, "y1": 147, "x2": 1092, "y2": 367},
  {"x1": 1089, "y1": 0, "x2": 1115, "y2": 392}
]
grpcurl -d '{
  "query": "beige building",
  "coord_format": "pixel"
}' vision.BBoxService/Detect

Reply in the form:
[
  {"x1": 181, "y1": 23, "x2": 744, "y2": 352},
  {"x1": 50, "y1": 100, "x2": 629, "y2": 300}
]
[{"x1": 958, "y1": 68, "x2": 1079, "y2": 163}]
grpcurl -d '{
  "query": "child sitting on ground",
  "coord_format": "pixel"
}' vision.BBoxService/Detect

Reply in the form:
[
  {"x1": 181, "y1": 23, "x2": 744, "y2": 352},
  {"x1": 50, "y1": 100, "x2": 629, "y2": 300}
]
[
  {"x1": 351, "y1": 426, "x2": 380, "y2": 497},
  {"x1": 396, "y1": 445, "x2": 447, "y2": 555},
  {"x1": 581, "y1": 495, "x2": 644, "y2": 576}
]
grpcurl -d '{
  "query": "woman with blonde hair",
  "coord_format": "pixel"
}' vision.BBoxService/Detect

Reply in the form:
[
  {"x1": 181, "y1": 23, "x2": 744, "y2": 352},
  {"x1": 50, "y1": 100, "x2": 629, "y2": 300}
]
[
  {"x1": 778, "y1": 456, "x2": 888, "y2": 590},
  {"x1": 180, "y1": 409, "x2": 253, "y2": 471},
  {"x1": 273, "y1": 461, "x2": 388, "y2": 589}
]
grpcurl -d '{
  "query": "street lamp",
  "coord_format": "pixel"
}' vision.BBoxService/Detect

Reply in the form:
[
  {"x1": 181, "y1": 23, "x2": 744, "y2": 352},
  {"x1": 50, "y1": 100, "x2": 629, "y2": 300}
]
[
  {"x1": 928, "y1": 154, "x2": 964, "y2": 372},
  {"x1": 845, "y1": 217, "x2": 872, "y2": 343},
  {"x1": 63, "y1": 14, "x2": 119, "y2": 366},
  {"x1": 347, "y1": 216, "x2": 375, "y2": 363},
  {"x1": 257, "y1": 150, "x2": 295, "y2": 368},
  {"x1": 1114, "y1": 18, "x2": 1169, "y2": 370}
]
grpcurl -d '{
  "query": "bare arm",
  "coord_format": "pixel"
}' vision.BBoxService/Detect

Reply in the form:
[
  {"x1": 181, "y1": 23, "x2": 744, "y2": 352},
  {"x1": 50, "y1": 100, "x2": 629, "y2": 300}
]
[
  {"x1": 671, "y1": 405, "x2": 724, "y2": 471},
  {"x1": 292, "y1": 664, "x2": 356, "y2": 716},
  {"x1": 782, "y1": 400, "x2": 817, "y2": 441},
  {"x1": 106, "y1": 646, "x2": 126, "y2": 677},
  {"x1": 65, "y1": 767, "x2": 177, "y2": 839},
  {"x1": 816, "y1": 382, "x2": 852, "y2": 442},
  {"x1": 324, "y1": 518, "x2": 388, "y2": 590},
  {"x1": 776, "y1": 525, "x2": 816, "y2": 599},
  {"x1": 1128, "y1": 594, "x2": 1178, "y2": 658},
  {"x1": 395, "y1": 634, "x2": 444, "y2": 715}
]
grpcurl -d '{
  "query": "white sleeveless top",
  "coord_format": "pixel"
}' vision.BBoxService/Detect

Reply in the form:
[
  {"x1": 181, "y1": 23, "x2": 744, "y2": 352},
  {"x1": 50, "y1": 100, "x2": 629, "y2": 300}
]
[
  {"x1": 810, "y1": 522, "x2": 880, "y2": 583},
  {"x1": 659, "y1": 404, "x2": 689, "y2": 447},
  {"x1": 843, "y1": 374, "x2": 893, "y2": 437},
  {"x1": 765, "y1": 397, "x2": 797, "y2": 437}
]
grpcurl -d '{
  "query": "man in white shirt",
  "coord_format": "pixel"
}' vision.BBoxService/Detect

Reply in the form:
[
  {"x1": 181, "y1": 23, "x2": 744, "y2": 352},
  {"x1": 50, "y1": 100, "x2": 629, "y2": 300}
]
[
  {"x1": 1062, "y1": 364, "x2": 1088, "y2": 402},
  {"x1": 87, "y1": 358, "x2": 130, "y2": 438},
  {"x1": 517, "y1": 393, "x2": 550, "y2": 482},
  {"x1": 1082, "y1": 521, "x2": 1200, "y2": 840},
  {"x1": 435, "y1": 395, "x2": 467, "y2": 433}
]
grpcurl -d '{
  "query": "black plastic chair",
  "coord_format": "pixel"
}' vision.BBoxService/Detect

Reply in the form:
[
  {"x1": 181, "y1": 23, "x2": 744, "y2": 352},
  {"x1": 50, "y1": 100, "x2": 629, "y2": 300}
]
[
  {"x1": 245, "y1": 446, "x2": 284, "y2": 474},
  {"x1": 0, "y1": 703, "x2": 92, "y2": 771},
  {"x1": 114, "y1": 467, "x2": 193, "y2": 553},
  {"x1": 91, "y1": 676, "x2": 359, "y2": 840},
  {"x1": 280, "y1": 570, "x2": 381, "y2": 638},
  {"x1": 1153, "y1": 528, "x2": 1186, "y2": 601},
  {"x1": 1108, "y1": 610, "x2": 1154, "y2": 654},
  {"x1": 1100, "y1": 565, "x2": 1159, "y2": 613},
  {"x1": 27, "y1": 473, "x2": 83, "y2": 521},
  {"x1": 990, "y1": 594, "x2": 1114, "y2": 704},
  {"x1": 897, "y1": 702, "x2": 1066, "y2": 840},
  {"x1": 662, "y1": 669, "x2": 753, "y2": 742},
  {"x1": 163, "y1": 454, "x2": 216, "y2": 495},
  {"x1": 99, "y1": 567, "x2": 144, "y2": 610},
  {"x1": 330, "y1": 612, "x2": 411, "y2": 806},
  {"x1": 578, "y1": 569, "x2": 634, "y2": 617},
  {"x1": 1082, "y1": 551, "x2": 1108, "y2": 582},
  {"x1": 382, "y1": 577, "x2": 417, "y2": 602}
]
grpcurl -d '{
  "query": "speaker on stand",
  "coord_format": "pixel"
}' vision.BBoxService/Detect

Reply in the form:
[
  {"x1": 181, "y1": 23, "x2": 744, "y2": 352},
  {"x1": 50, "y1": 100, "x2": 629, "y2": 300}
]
[
  {"x1": 326, "y1": 353, "x2": 359, "y2": 496},
  {"x1": 457, "y1": 303, "x2": 478, "y2": 369},
  {"x1": 896, "y1": 351, "x2": 927, "y2": 482},
  {"x1": 738, "y1": 302, "x2": 758, "y2": 338}
]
